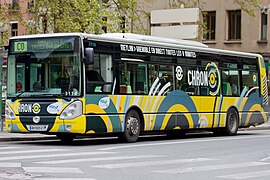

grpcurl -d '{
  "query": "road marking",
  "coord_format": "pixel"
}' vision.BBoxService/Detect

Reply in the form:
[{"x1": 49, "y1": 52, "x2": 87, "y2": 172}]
[
  {"x1": 0, "y1": 162, "x2": 21, "y2": 167},
  {"x1": 35, "y1": 155, "x2": 165, "y2": 164},
  {"x1": 23, "y1": 167, "x2": 83, "y2": 174},
  {"x1": 92, "y1": 158, "x2": 215, "y2": 169},
  {"x1": 0, "y1": 149, "x2": 69, "y2": 155},
  {"x1": 260, "y1": 156, "x2": 270, "y2": 162},
  {"x1": 0, "y1": 146, "x2": 22, "y2": 150},
  {"x1": 217, "y1": 170, "x2": 270, "y2": 179},
  {"x1": 156, "y1": 162, "x2": 270, "y2": 174},
  {"x1": 99, "y1": 134, "x2": 270, "y2": 151},
  {"x1": 0, "y1": 151, "x2": 115, "y2": 161},
  {"x1": 36, "y1": 178, "x2": 96, "y2": 180}
]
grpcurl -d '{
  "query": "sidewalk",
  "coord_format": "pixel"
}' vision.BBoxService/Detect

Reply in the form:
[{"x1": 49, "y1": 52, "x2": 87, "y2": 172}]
[{"x1": 0, "y1": 121, "x2": 269, "y2": 141}]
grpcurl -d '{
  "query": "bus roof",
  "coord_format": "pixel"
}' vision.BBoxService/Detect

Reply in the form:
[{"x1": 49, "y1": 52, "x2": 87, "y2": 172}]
[{"x1": 10, "y1": 33, "x2": 261, "y2": 59}]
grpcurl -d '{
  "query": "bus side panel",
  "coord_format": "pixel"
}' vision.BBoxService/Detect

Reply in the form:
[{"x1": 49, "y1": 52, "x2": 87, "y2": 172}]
[{"x1": 258, "y1": 56, "x2": 269, "y2": 109}]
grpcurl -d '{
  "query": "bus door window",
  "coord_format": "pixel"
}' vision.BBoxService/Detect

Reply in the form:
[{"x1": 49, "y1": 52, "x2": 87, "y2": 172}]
[
  {"x1": 16, "y1": 63, "x2": 26, "y2": 92},
  {"x1": 86, "y1": 53, "x2": 113, "y2": 93},
  {"x1": 30, "y1": 63, "x2": 43, "y2": 91},
  {"x1": 242, "y1": 65, "x2": 259, "y2": 97},
  {"x1": 118, "y1": 61, "x2": 148, "y2": 94},
  {"x1": 222, "y1": 63, "x2": 240, "y2": 96}
]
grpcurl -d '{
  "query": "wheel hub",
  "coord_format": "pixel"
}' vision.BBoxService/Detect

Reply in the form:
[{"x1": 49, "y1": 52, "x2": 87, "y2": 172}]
[{"x1": 127, "y1": 116, "x2": 139, "y2": 136}]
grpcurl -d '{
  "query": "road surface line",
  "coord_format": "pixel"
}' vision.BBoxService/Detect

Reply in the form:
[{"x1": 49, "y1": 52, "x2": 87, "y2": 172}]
[
  {"x1": 0, "y1": 162, "x2": 21, "y2": 167},
  {"x1": 156, "y1": 162, "x2": 270, "y2": 174},
  {"x1": 0, "y1": 149, "x2": 69, "y2": 155},
  {"x1": 260, "y1": 156, "x2": 270, "y2": 162},
  {"x1": 99, "y1": 134, "x2": 270, "y2": 151},
  {"x1": 0, "y1": 147, "x2": 22, "y2": 150},
  {"x1": 0, "y1": 151, "x2": 115, "y2": 161},
  {"x1": 36, "y1": 178, "x2": 96, "y2": 180},
  {"x1": 23, "y1": 167, "x2": 83, "y2": 174},
  {"x1": 35, "y1": 155, "x2": 165, "y2": 164},
  {"x1": 217, "y1": 170, "x2": 270, "y2": 179},
  {"x1": 92, "y1": 158, "x2": 215, "y2": 169}
]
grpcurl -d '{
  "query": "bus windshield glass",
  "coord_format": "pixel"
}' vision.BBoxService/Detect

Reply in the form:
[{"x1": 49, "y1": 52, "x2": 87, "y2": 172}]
[{"x1": 7, "y1": 36, "x2": 81, "y2": 98}]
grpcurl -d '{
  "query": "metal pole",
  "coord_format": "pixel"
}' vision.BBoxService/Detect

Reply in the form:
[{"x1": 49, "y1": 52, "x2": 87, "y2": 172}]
[{"x1": 0, "y1": 50, "x2": 2, "y2": 131}]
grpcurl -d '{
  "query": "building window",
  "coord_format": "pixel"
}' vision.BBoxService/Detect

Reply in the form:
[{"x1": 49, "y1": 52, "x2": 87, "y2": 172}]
[
  {"x1": 10, "y1": 22, "x2": 18, "y2": 37},
  {"x1": 9, "y1": 0, "x2": 19, "y2": 10},
  {"x1": 27, "y1": 0, "x2": 34, "y2": 9},
  {"x1": 261, "y1": 13, "x2": 268, "y2": 40},
  {"x1": 228, "y1": 10, "x2": 241, "y2": 40},
  {"x1": 204, "y1": 11, "x2": 216, "y2": 40}
]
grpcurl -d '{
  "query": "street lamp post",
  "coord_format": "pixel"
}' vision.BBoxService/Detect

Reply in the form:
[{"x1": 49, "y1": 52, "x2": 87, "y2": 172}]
[{"x1": 0, "y1": 22, "x2": 8, "y2": 131}]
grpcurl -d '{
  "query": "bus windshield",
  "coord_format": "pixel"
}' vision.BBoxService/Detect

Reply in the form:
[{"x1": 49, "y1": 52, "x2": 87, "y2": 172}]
[{"x1": 7, "y1": 36, "x2": 81, "y2": 98}]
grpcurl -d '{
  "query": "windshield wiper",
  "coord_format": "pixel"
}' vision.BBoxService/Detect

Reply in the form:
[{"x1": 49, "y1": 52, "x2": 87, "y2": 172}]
[
  {"x1": 41, "y1": 93, "x2": 71, "y2": 102},
  {"x1": 51, "y1": 94, "x2": 71, "y2": 102},
  {"x1": 11, "y1": 91, "x2": 25, "y2": 102}
]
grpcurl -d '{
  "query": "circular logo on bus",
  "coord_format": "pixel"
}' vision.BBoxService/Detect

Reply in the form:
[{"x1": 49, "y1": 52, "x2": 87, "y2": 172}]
[
  {"x1": 205, "y1": 62, "x2": 220, "y2": 96},
  {"x1": 32, "y1": 103, "x2": 41, "y2": 114},
  {"x1": 175, "y1": 66, "x2": 183, "y2": 81}
]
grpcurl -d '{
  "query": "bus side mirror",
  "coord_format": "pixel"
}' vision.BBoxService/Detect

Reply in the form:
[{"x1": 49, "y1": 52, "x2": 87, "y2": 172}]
[{"x1": 85, "y1": 48, "x2": 94, "y2": 65}]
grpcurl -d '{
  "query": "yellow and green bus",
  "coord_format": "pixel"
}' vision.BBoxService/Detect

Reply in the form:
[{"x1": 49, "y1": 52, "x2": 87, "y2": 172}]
[{"x1": 5, "y1": 33, "x2": 268, "y2": 142}]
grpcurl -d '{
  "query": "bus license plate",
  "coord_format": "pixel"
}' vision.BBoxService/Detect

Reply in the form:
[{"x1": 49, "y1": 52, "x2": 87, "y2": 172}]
[{"x1": 26, "y1": 125, "x2": 48, "y2": 131}]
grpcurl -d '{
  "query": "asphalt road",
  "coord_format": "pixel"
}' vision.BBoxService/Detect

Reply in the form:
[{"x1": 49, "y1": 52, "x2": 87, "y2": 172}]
[{"x1": 0, "y1": 129, "x2": 270, "y2": 180}]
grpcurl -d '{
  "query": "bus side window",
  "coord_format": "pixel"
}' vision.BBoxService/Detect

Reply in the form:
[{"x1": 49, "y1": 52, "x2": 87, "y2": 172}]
[
  {"x1": 118, "y1": 61, "x2": 148, "y2": 95},
  {"x1": 242, "y1": 65, "x2": 259, "y2": 97}
]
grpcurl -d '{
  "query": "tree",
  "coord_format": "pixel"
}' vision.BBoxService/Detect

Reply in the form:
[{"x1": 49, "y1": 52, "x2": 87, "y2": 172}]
[
  {"x1": 0, "y1": 0, "x2": 24, "y2": 45},
  {"x1": 26, "y1": 0, "x2": 152, "y2": 34}
]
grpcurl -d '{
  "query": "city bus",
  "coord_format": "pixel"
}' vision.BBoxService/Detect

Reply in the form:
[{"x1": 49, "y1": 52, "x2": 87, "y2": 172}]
[{"x1": 5, "y1": 33, "x2": 268, "y2": 142}]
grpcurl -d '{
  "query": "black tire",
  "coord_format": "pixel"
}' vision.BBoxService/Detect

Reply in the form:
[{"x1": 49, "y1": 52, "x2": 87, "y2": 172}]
[
  {"x1": 119, "y1": 110, "x2": 141, "y2": 143},
  {"x1": 57, "y1": 133, "x2": 76, "y2": 143},
  {"x1": 224, "y1": 108, "x2": 239, "y2": 135}
]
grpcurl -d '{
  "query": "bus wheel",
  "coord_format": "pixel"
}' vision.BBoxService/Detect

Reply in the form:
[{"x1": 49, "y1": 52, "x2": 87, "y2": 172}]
[
  {"x1": 57, "y1": 133, "x2": 76, "y2": 143},
  {"x1": 224, "y1": 108, "x2": 239, "y2": 135},
  {"x1": 119, "y1": 110, "x2": 141, "y2": 143}
]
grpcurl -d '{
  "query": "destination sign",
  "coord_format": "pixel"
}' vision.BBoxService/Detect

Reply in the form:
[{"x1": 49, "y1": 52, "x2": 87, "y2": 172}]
[
  {"x1": 120, "y1": 44, "x2": 196, "y2": 58},
  {"x1": 10, "y1": 37, "x2": 75, "y2": 53}
]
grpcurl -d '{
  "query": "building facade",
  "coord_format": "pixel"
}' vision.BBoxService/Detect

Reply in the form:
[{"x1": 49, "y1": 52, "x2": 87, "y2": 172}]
[{"x1": 146, "y1": 0, "x2": 270, "y2": 61}]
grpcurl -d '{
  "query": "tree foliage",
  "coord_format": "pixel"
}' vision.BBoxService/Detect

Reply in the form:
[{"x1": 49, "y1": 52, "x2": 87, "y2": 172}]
[
  {"x1": 27, "y1": 0, "x2": 151, "y2": 34},
  {"x1": 0, "y1": 0, "x2": 151, "y2": 45}
]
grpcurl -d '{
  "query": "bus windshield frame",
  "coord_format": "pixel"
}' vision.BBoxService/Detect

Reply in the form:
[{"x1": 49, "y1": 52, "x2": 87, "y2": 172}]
[{"x1": 7, "y1": 36, "x2": 82, "y2": 98}]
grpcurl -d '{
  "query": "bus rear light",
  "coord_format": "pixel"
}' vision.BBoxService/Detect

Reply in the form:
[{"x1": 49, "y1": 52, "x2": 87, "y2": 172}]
[{"x1": 59, "y1": 100, "x2": 82, "y2": 120}]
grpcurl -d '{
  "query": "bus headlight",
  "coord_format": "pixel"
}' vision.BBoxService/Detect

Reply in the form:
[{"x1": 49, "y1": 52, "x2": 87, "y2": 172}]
[
  {"x1": 59, "y1": 100, "x2": 82, "y2": 120},
  {"x1": 5, "y1": 103, "x2": 16, "y2": 120}
]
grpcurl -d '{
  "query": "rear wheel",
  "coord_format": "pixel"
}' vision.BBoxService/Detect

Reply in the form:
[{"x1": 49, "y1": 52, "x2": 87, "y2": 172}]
[
  {"x1": 119, "y1": 110, "x2": 141, "y2": 143},
  {"x1": 224, "y1": 108, "x2": 239, "y2": 135}
]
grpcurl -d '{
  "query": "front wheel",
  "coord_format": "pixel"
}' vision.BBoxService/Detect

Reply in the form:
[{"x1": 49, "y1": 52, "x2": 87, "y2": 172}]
[
  {"x1": 224, "y1": 108, "x2": 239, "y2": 135},
  {"x1": 119, "y1": 110, "x2": 141, "y2": 143}
]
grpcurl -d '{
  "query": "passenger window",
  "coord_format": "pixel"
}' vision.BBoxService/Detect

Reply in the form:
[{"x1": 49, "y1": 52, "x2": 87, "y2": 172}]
[
  {"x1": 149, "y1": 64, "x2": 173, "y2": 96},
  {"x1": 118, "y1": 61, "x2": 148, "y2": 94},
  {"x1": 175, "y1": 65, "x2": 199, "y2": 96},
  {"x1": 222, "y1": 63, "x2": 240, "y2": 96},
  {"x1": 242, "y1": 65, "x2": 259, "y2": 96}
]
